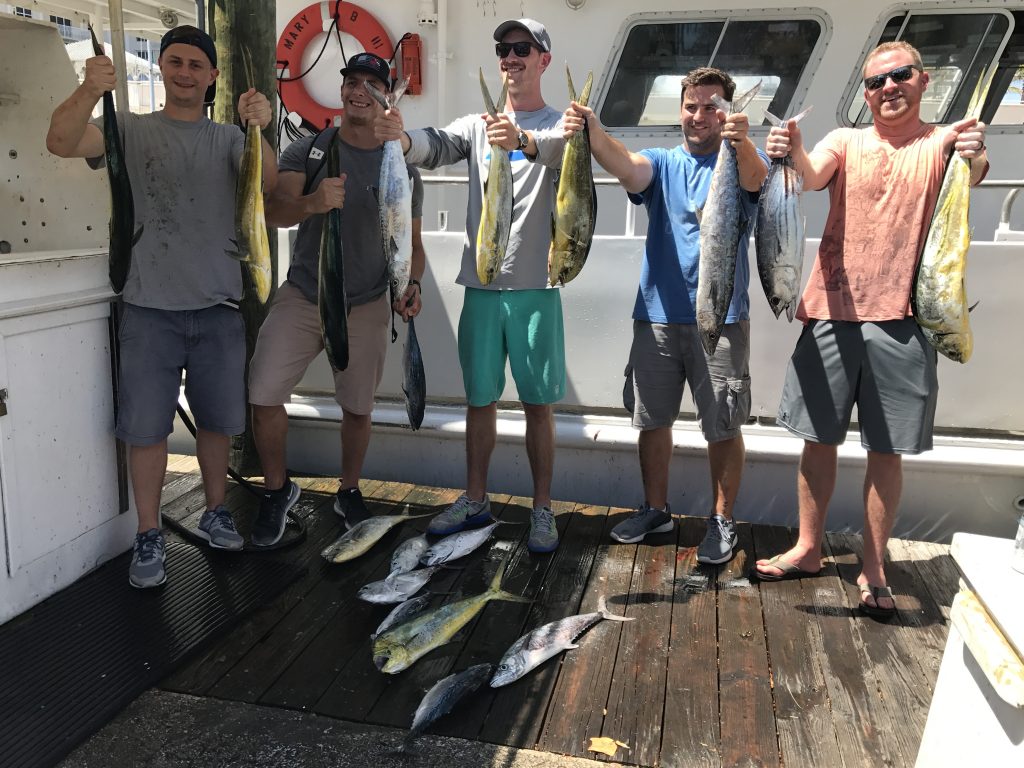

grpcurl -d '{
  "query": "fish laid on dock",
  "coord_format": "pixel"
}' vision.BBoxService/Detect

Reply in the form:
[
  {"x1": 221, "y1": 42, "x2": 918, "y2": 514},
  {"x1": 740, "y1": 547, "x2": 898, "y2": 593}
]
[
  {"x1": 358, "y1": 566, "x2": 441, "y2": 604},
  {"x1": 403, "y1": 315, "x2": 426, "y2": 431},
  {"x1": 391, "y1": 533, "x2": 429, "y2": 576},
  {"x1": 475, "y1": 70, "x2": 513, "y2": 285},
  {"x1": 318, "y1": 128, "x2": 349, "y2": 371},
  {"x1": 489, "y1": 595, "x2": 633, "y2": 687},
  {"x1": 372, "y1": 553, "x2": 530, "y2": 673},
  {"x1": 548, "y1": 67, "x2": 596, "y2": 286},
  {"x1": 755, "y1": 107, "x2": 812, "y2": 322},
  {"x1": 225, "y1": 46, "x2": 272, "y2": 304},
  {"x1": 88, "y1": 24, "x2": 141, "y2": 294},
  {"x1": 371, "y1": 595, "x2": 432, "y2": 640},
  {"x1": 912, "y1": 68, "x2": 995, "y2": 364},
  {"x1": 696, "y1": 81, "x2": 762, "y2": 355},
  {"x1": 419, "y1": 520, "x2": 500, "y2": 566},
  {"x1": 321, "y1": 505, "x2": 431, "y2": 564},
  {"x1": 402, "y1": 663, "x2": 494, "y2": 753}
]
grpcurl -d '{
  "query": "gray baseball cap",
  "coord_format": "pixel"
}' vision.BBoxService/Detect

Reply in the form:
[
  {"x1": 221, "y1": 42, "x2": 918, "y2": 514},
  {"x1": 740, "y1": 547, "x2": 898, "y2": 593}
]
[{"x1": 493, "y1": 18, "x2": 551, "y2": 53}]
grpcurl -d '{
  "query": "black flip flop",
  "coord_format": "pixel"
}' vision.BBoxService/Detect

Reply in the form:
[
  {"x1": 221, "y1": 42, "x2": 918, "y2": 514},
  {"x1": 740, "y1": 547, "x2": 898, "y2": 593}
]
[{"x1": 858, "y1": 583, "x2": 897, "y2": 619}]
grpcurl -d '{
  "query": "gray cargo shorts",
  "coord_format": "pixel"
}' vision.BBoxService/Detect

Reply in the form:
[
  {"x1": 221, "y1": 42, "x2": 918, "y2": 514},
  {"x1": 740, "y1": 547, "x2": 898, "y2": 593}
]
[
  {"x1": 625, "y1": 320, "x2": 751, "y2": 442},
  {"x1": 777, "y1": 318, "x2": 938, "y2": 454},
  {"x1": 115, "y1": 303, "x2": 246, "y2": 446}
]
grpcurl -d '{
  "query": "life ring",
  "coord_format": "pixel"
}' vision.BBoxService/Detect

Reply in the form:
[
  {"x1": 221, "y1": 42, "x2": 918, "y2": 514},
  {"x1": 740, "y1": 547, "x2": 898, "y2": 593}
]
[{"x1": 276, "y1": 1, "x2": 395, "y2": 130}]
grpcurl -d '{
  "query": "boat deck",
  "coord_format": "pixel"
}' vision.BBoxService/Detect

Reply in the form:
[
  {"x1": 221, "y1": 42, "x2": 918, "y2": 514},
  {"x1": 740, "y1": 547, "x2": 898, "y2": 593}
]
[{"x1": 113, "y1": 456, "x2": 960, "y2": 766}]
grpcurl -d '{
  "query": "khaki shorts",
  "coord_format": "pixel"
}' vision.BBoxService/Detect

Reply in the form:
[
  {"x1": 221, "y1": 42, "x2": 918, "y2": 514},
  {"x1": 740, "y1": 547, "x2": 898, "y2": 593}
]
[
  {"x1": 625, "y1": 320, "x2": 751, "y2": 442},
  {"x1": 248, "y1": 281, "x2": 390, "y2": 415}
]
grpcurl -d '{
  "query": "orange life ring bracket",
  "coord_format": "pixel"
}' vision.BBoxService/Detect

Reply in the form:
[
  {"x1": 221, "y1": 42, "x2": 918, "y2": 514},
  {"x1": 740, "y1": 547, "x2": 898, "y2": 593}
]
[{"x1": 277, "y1": 1, "x2": 395, "y2": 130}]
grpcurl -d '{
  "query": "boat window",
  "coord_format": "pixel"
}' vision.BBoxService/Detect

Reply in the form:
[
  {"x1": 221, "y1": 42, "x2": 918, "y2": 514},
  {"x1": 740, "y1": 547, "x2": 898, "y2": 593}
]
[
  {"x1": 598, "y1": 16, "x2": 825, "y2": 131},
  {"x1": 845, "y1": 10, "x2": 1024, "y2": 129}
]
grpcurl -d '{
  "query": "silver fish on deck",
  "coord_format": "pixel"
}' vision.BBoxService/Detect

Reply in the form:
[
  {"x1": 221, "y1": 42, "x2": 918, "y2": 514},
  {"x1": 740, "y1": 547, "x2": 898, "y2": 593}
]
[
  {"x1": 402, "y1": 663, "x2": 494, "y2": 753},
  {"x1": 755, "y1": 107, "x2": 812, "y2": 322},
  {"x1": 912, "y1": 68, "x2": 995, "y2": 364},
  {"x1": 321, "y1": 505, "x2": 431, "y2": 564},
  {"x1": 696, "y1": 81, "x2": 762, "y2": 355},
  {"x1": 489, "y1": 595, "x2": 633, "y2": 687},
  {"x1": 372, "y1": 595, "x2": 431, "y2": 640},
  {"x1": 419, "y1": 520, "x2": 500, "y2": 566},
  {"x1": 548, "y1": 67, "x2": 596, "y2": 286},
  {"x1": 403, "y1": 316, "x2": 426, "y2": 430},
  {"x1": 363, "y1": 78, "x2": 413, "y2": 301},
  {"x1": 391, "y1": 533, "x2": 429, "y2": 576},
  {"x1": 358, "y1": 566, "x2": 441, "y2": 604},
  {"x1": 476, "y1": 70, "x2": 513, "y2": 285}
]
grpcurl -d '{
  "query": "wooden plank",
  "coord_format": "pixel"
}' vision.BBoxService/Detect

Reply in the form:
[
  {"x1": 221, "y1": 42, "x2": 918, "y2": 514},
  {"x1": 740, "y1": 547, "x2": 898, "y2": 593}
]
[
  {"x1": 891, "y1": 539, "x2": 958, "y2": 621},
  {"x1": 717, "y1": 521, "x2": 779, "y2": 768}
]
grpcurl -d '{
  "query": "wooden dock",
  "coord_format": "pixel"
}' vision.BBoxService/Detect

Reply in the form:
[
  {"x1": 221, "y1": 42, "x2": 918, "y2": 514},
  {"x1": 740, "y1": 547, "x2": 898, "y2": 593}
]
[{"x1": 157, "y1": 455, "x2": 959, "y2": 767}]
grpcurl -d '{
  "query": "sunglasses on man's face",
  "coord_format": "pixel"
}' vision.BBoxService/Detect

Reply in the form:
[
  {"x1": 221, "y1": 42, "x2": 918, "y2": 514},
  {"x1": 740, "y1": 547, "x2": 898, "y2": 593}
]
[
  {"x1": 863, "y1": 64, "x2": 920, "y2": 91},
  {"x1": 495, "y1": 41, "x2": 539, "y2": 58}
]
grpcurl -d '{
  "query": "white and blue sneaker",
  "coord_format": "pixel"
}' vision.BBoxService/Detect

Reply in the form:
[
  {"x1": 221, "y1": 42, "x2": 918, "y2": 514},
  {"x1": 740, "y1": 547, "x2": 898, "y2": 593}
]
[
  {"x1": 129, "y1": 528, "x2": 166, "y2": 588},
  {"x1": 196, "y1": 505, "x2": 244, "y2": 551},
  {"x1": 696, "y1": 514, "x2": 737, "y2": 565}
]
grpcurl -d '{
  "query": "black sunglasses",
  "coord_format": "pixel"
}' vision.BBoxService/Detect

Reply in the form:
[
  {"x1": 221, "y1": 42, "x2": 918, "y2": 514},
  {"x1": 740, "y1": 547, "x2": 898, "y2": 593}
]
[
  {"x1": 864, "y1": 64, "x2": 920, "y2": 91},
  {"x1": 495, "y1": 41, "x2": 539, "y2": 58}
]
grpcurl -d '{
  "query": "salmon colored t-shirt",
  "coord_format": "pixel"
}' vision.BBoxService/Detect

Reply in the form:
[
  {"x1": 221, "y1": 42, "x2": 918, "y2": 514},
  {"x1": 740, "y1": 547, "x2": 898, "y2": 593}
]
[{"x1": 796, "y1": 123, "x2": 950, "y2": 322}]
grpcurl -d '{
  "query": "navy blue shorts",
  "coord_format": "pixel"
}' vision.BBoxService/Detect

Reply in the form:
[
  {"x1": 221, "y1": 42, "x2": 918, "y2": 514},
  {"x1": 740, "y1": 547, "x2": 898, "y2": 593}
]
[{"x1": 115, "y1": 303, "x2": 246, "y2": 446}]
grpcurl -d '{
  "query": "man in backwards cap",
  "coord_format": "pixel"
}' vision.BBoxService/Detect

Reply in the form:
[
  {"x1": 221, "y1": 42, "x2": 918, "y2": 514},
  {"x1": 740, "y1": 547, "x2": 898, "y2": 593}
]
[
  {"x1": 374, "y1": 19, "x2": 566, "y2": 553},
  {"x1": 46, "y1": 25, "x2": 277, "y2": 588}
]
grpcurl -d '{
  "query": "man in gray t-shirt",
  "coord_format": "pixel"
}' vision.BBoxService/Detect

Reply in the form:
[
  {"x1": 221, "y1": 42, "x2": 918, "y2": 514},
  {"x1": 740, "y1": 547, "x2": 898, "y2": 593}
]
[
  {"x1": 247, "y1": 53, "x2": 427, "y2": 546},
  {"x1": 375, "y1": 18, "x2": 566, "y2": 554},
  {"x1": 46, "y1": 25, "x2": 277, "y2": 588}
]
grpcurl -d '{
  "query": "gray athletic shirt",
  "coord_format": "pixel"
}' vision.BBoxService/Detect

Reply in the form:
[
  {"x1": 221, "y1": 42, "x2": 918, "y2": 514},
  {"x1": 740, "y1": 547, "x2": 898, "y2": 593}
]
[
  {"x1": 88, "y1": 111, "x2": 245, "y2": 310},
  {"x1": 279, "y1": 134, "x2": 424, "y2": 306},
  {"x1": 404, "y1": 106, "x2": 564, "y2": 290}
]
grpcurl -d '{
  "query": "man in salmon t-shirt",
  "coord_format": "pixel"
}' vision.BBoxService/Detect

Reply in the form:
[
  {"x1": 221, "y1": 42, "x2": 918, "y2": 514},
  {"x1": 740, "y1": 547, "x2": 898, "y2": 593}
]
[{"x1": 751, "y1": 42, "x2": 989, "y2": 618}]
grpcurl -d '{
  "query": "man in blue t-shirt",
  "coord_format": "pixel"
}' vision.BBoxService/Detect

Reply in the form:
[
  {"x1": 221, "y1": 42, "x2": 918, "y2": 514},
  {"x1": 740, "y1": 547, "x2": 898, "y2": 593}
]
[{"x1": 563, "y1": 67, "x2": 768, "y2": 563}]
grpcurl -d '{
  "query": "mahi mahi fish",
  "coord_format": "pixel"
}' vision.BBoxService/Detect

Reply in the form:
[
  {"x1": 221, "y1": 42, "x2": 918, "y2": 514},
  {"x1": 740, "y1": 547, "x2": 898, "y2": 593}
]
[
  {"x1": 489, "y1": 596, "x2": 633, "y2": 687},
  {"x1": 911, "y1": 67, "x2": 996, "y2": 364},
  {"x1": 403, "y1": 316, "x2": 426, "y2": 430},
  {"x1": 548, "y1": 67, "x2": 596, "y2": 286},
  {"x1": 318, "y1": 128, "x2": 349, "y2": 371},
  {"x1": 88, "y1": 25, "x2": 142, "y2": 293},
  {"x1": 372, "y1": 553, "x2": 530, "y2": 673},
  {"x1": 372, "y1": 595, "x2": 432, "y2": 640},
  {"x1": 754, "y1": 107, "x2": 812, "y2": 321},
  {"x1": 225, "y1": 46, "x2": 272, "y2": 304},
  {"x1": 321, "y1": 505, "x2": 431, "y2": 564},
  {"x1": 363, "y1": 78, "x2": 413, "y2": 301},
  {"x1": 402, "y1": 663, "x2": 494, "y2": 753},
  {"x1": 476, "y1": 70, "x2": 513, "y2": 285},
  {"x1": 696, "y1": 81, "x2": 763, "y2": 355}
]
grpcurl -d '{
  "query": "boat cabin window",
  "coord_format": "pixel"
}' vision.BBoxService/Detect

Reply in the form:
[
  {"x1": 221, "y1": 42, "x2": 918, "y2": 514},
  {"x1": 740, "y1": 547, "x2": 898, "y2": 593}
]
[
  {"x1": 599, "y1": 15, "x2": 824, "y2": 131},
  {"x1": 845, "y1": 9, "x2": 1024, "y2": 130}
]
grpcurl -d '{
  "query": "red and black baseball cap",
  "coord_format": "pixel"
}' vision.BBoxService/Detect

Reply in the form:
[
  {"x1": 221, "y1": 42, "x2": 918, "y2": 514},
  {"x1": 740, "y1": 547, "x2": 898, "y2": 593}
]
[{"x1": 340, "y1": 52, "x2": 392, "y2": 90}]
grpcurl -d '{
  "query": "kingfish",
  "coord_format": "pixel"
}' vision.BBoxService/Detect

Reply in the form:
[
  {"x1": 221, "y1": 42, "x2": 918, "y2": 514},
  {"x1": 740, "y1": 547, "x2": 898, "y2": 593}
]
[
  {"x1": 419, "y1": 521, "x2": 500, "y2": 566},
  {"x1": 912, "y1": 67, "x2": 995, "y2": 364},
  {"x1": 372, "y1": 553, "x2": 530, "y2": 673},
  {"x1": 321, "y1": 505, "x2": 431, "y2": 563},
  {"x1": 364, "y1": 78, "x2": 413, "y2": 302},
  {"x1": 696, "y1": 81, "x2": 763, "y2": 355},
  {"x1": 548, "y1": 67, "x2": 596, "y2": 286},
  {"x1": 371, "y1": 595, "x2": 431, "y2": 640},
  {"x1": 754, "y1": 107, "x2": 812, "y2": 322},
  {"x1": 391, "y1": 533, "x2": 429, "y2": 576},
  {"x1": 403, "y1": 316, "x2": 426, "y2": 430},
  {"x1": 318, "y1": 129, "x2": 349, "y2": 371},
  {"x1": 489, "y1": 596, "x2": 633, "y2": 687},
  {"x1": 88, "y1": 25, "x2": 142, "y2": 293},
  {"x1": 358, "y1": 566, "x2": 441, "y2": 604},
  {"x1": 475, "y1": 70, "x2": 513, "y2": 285},
  {"x1": 403, "y1": 663, "x2": 494, "y2": 752},
  {"x1": 225, "y1": 46, "x2": 272, "y2": 304}
]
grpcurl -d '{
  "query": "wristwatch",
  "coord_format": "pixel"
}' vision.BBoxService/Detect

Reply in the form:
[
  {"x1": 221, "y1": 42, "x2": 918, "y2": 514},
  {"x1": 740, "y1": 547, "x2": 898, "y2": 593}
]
[{"x1": 516, "y1": 128, "x2": 529, "y2": 150}]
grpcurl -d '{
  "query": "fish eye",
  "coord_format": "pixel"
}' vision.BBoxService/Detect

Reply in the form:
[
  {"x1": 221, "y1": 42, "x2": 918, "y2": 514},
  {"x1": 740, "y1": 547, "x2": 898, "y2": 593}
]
[{"x1": 499, "y1": 664, "x2": 508, "y2": 671}]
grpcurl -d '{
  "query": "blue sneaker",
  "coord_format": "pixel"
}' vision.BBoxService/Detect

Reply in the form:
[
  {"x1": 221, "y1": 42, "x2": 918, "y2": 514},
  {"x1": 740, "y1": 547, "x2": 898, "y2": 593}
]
[
  {"x1": 527, "y1": 506, "x2": 558, "y2": 553},
  {"x1": 610, "y1": 503, "x2": 674, "y2": 544},
  {"x1": 427, "y1": 494, "x2": 492, "y2": 535},
  {"x1": 696, "y1": 514, "x2": 737, "y2": 565},
  {"x1": 129, "y1": 528, "x2": 166, "y2": 588},
  {"x1": 196, "y1": 505, "x2": 244, "y2": 550}
]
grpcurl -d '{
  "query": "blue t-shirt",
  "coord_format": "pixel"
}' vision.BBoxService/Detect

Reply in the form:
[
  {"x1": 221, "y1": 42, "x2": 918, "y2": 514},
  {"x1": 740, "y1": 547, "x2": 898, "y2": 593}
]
[{"x1": 628, "y1": 145, "x2": 767, "y2": 324}]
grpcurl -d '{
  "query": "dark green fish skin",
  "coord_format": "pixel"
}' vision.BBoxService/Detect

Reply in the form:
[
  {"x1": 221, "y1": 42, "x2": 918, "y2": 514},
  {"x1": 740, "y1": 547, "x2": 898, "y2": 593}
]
[
  {"x1": 89, "y1": 25, "x2": 139, "y2": 293},
  {"x1": 319, "y1": 132, "x2": 348, "y2": 371},
  {"x1": 403, "y1": 316, "x2": 425, "y2": 430}
]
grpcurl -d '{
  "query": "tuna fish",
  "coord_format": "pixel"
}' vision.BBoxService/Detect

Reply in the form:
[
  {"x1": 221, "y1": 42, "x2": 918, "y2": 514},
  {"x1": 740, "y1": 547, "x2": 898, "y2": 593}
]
[
  {"x1": 912, "y1": 68, "x2": 995, "y2": 364},
  {"x1": 475, "y1": 70, "x2": 513, "y2": 285},
  {"x1": 391, "y1": 533, "x2": 429, "y2": 576},
  {"x1": 548, "y1": 67, "x2": 596, "y2": 286},
  {"x1": 225, "y1": 46, "x2": 272, "y2": 304},
  {"x1": 358, "y1": 566, "x2": 441, "y2": 604},
  {"x1": 403, "y1": 663, "x2": 494, "y2": 752},
  {"x1": 419, "y1": 521, "x2": 500, "y2": 566},
  {"x1": 403, "y1": 316, "x2": 426, "y2": 431},
  {"x1": 318, "y1": 128, "x2": 349, "y2": 371},
  {"x1": 321, "y1": 505, "x2": 431, "y2": 564},
  {"x1": 696, "y1": 81, "x2": 763, "y2": 355},
  {"x1": 372, "y1": 595, "x2": 431, "y2": 640},
  {"x1": 755, "y1": 107, "x2": 812, "y2": 322},
  {"x1": 88, "y1": 25, "x2": 142, "y2": 293},
  {"x1": 489, "y1": 596, "x2": 633, "y2": 687},
  {"x1": 372, "y1": 552, "x2": 530, "y2": 673}
]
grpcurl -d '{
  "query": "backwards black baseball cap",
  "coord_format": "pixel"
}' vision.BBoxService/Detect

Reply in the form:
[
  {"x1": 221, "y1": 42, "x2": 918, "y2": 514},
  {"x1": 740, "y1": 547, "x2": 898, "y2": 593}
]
[
  {"x1": 159, "y1": 25, "x2": 218, "y2": 104},
  {"x1": 340, "y1": 52, "x2": 392, "y2": 89}
]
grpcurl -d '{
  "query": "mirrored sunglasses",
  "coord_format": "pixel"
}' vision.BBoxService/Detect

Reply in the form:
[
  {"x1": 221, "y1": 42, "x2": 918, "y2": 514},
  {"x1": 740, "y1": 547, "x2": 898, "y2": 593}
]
[
  {"x1": 864, "y1": 64, "x2": 920, "y2": 91},
  {"x1": 495, "y1": 41, "x2": 539, "y2": 58}
]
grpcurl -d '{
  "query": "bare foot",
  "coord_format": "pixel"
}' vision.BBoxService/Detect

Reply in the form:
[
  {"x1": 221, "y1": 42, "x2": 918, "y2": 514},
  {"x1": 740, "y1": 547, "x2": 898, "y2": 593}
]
[{"x1": 857, "y1": 576, "x2": 895, "y2": 613}]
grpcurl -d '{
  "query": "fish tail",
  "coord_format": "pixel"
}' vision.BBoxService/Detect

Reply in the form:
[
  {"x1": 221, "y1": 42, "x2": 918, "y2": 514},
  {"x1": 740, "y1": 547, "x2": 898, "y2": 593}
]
[
  {"x1": 598, "y1": 595, "x2": 635, "y2": 622},
  {"x1": 494, "y1": 590, "x2": 533, "y2": 605}
]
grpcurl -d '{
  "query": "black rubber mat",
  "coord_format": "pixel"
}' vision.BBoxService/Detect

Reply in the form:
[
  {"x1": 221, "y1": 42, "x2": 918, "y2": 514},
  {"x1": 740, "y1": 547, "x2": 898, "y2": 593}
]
[{"x1": 0, "y1": 542, "x2": 303, "y2": 768}]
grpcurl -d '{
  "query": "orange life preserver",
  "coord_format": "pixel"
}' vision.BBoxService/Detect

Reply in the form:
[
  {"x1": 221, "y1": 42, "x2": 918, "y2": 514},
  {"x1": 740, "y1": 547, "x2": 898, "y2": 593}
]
[{"x1": 276, "y1": 1, "x2": 395, "y2": 130}]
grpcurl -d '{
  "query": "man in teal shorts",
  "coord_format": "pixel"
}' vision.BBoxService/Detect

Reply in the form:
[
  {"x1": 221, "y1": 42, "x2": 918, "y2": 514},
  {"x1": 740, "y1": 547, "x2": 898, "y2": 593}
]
[{"x1": 374, "y1": 18, "x2": 565, "y2": 552}]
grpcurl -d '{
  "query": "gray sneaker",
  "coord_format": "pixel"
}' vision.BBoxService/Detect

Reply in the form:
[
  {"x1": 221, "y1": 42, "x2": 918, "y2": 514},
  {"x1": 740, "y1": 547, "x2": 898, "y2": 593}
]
[
  {"x1": 697, "y1": 514, "x2": 738, "y2": 565},
  {"x1": 610, "y1": 503, "x2": 674, "y2": 544},
  {"x1": 129, "y1": 528, "x2": 166, "y2": 588},
  {"x1": 252, "y1": 480, "x2": 300, "y2": 547},
  {"x1": 196, "y1": 505, "x2": 244, "y2": 551},
  {"x1": 427, "y1": 493, "x2": 492, "y2": 535},
  {"x1": 528, "y1": 506, "x2": 558, "y2": 553}
]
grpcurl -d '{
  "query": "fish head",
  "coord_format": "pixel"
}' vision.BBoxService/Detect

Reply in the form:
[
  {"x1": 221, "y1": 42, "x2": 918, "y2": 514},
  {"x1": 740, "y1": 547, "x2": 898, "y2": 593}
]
[
  {"x1": 696, "y1": 313, "x2": 721, "y2": 355},
  {"x1": 372, "y1": 636, "x2": 411, "y2": 673},
  {"x1": 490, "y1": 654, "x2": 527, "y2": 687}
]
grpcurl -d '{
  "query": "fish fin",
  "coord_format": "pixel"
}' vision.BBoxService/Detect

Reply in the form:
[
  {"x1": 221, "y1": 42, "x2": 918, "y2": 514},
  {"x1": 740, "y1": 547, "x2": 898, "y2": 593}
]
[
  {"x1": 224, "y1": 244, "x2": 248, "y2": 262},
  {"x1": 731, "y1": 80, "x2": 764, "y2": 114},
  {"x1": 968, "y1": 300, "x2": 980, "y2": 312},
  {"x1": 598, "y1": 595, "x2": 635, "y2": 622},
  {"x1": 479, "y1": 68, "x2": 497, "y2": 117},
  {"x1": 362, "y1": 80, "x2": 390, "y2": 109},
  {"x1": 488, "y1": 551, "x2": 513, "y2": 592},
  {"x1": 710, "y1": 93, "x2": 731, "y2": 114},
  {"x1": 788, "y1": 105, "x2": 813, "y2": 124},
  {"x1": 132, "y1": 225, "x2": 144, "y2": 246},
  {"x1": 565, "y1": 642, "x2": 580, "y2": 650},
  {"x1": 578, "y1": 71, "x2": 594, "y2": 108},
  {"x1": 565, "y1": 63, "x2": 577, "y2": 103},
  {"x1": 786, "y1": 303, "x2": 795, "y2": 322},
  {"x1": 391, "y1": 76, "x2": 411, "y2": 106},
  {"x1": 764, "y1": 111, "x2": 783, "y2": 127},
  {"x1": 495, "y1": 590, "x2": 533, "y2": 604}
]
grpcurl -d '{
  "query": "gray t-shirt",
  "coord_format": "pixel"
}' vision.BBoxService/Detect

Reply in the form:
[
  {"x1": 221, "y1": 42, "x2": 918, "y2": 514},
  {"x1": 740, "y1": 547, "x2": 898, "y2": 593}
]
[
  {"x1": 404, "y1": 106, "x2": 564, "y2": 290},
  {"x1": 88, "y1": 111, "x2": 245, "y2": 310},
  {"x1": 279, "y1": 133, "x2": 424, "y2": 306}
]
